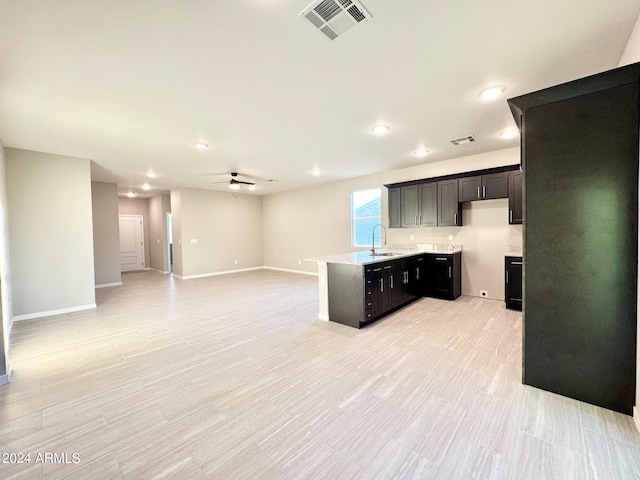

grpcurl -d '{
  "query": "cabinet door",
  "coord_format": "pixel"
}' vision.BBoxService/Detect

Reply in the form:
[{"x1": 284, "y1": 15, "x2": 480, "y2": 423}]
[
  {"x1": 482, "y1": 172, "x2": 509, "y2": 199},
  {"x1": 388, "y1": 268, "x2": 405, "y2": 309},
  {"x1": 418, "y1": 182, "x2": 437, "y2": 227},
  {"x1": 413, "y1": 255, "x2": 427, "y2": 296},
  {"x1": 430, "y1": 256, "x2": 453, "y2": 297},
  {"x1": 367, "y1": 266, "x2": 384, "y2": 319},
  {"x1": 380, "y1": 264, "x2": 393, "y2": 312},
  {"x1": 438, "y1": 179, "x2": 462, "y2": 226},
  {"x1": 401, "y1": 185, "x2": 419, "y2": 228},
  {"x1": 505, "y1": 257, "x2": 523, "y2": 311},
  {"x1": 458, "y1": 176, "x2": 481, "y2": 202},
  {"x1": 388, "y1": 187, "x2": 402, "y2": 228},
  {"x1": 508, "y1": 171, "x2": 523, "y2": 224}
]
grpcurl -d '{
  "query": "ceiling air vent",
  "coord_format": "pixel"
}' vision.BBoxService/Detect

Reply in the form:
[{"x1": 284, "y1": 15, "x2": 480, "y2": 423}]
[
  {"x1": 300, "y1": 0, "x2": 371, "y2": 41},
  {"x1": 449, "y1": 135, "x2": 476, "y2": 146}
]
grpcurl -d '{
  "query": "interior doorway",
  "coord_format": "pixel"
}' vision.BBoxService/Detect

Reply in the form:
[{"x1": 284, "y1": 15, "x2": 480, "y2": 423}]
[{"x1": 119, "y1": 214, "x2": 144, "y2": 271}]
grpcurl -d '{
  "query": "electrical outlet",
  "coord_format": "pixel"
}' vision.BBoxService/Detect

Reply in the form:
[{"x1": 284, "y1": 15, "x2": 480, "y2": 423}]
[
  {"x1": 298, "y1": 260, "x2": 302, "y2": 265},
  {"x1": 480, "y1": 290, "x2": 488, "y2": 298},
  {"x1": 448, "y1": 234, "x2": 454, "y2": 241},
  {"x1": 409, "y1": 234, "x2": 415, "y2": 241},
  {"x1": 234, "y1": 259, "x2": 238, "y2": 265}
]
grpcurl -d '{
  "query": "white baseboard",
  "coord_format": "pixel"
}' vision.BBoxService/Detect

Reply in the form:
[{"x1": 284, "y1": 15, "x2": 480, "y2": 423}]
[
  {"x1": 95, "y1": 282, "x2": 122, "y2": 289},
  {"x1": 318, "y1": 313, "x2": 329, "y2": 321},
  {"x1": 174, "y1": 266, "x2": 263, "y2": 280},
  {"x1": 635, "y1": 407, "x2": 640, "y2": 433},
  {"x1": 263, "y1": 266, "x2": 318, "y2": 276},
  {"x1": 0, "y1": 363, "x2": 12, "y2": 385},
  {"x1": 149, "y1": 268, "x2": 171, "y2": 274},
  {"x1": 13, "y1": 303, "x2": 97, "y2": 322}
]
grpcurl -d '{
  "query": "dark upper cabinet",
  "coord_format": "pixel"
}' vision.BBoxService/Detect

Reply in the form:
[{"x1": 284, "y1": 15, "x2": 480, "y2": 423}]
[
  {"x1": 508, "y1": 170, "x2": 523, "y2": 224},
  {"x1": 458, "y1": 176, "x2": 481, "y2": 202},
  {"x1": 401, "y1": 185, "x2": 419, "y2": 228},
  {"x1": 388, "y1": 187, "x2": 401, "y2": 228},
  {"x1": 437, "y1": 179, "x2": 462, "y2": 226},
  {"x1": 418, "y1": 182, "x2": 438, "y2": 227},
  {"x1": 505, "y1": 256, "x2": 522, "y2": 311},
  {"x1": 459, "y1": 173, "x2": 508, "y2": 202}
]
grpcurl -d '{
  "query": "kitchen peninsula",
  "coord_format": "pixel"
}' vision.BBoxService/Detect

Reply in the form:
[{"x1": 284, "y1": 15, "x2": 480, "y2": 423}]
[{"x1": 308, "y1": 246, "x2": 462, "y2": 328}]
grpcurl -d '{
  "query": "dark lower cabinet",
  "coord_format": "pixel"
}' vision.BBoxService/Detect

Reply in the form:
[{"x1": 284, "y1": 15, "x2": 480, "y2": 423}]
[
  {"x1": 426, "y1": 253, "x2": 461, "y2": 300},
  {"x1": 328, "y1": 252, "x2": 461, "y2": 328},
  {"x1": 505, "y1": 256, "x2": 522, "y2": 311}
]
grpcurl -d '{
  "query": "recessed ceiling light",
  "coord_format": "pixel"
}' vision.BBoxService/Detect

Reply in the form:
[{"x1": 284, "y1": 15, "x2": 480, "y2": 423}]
[
  {"x1": 194, "y1": 142, "x2": 209, "y2": 150},
  {"x1": 127, "y1": 191, "x2": 136, "y2": 198},
  {"x1": 480, "y1": 86, "x2": 505, "y2": 101},
  {"x1": 500, "y1": 129, "x2": 519, "y2": 139},
  {"x1": 142, "y1": 183, "x2": 151, "y2": 190},
  {"x1": 146, "y1": 171, "x2": 157, "y2": 178},
  {"x1": 414, "y1": 149, "x2": 429, "y2": 158},
  {"x1": 371, "y1": 125, "x2": 390, "y2": 135}
]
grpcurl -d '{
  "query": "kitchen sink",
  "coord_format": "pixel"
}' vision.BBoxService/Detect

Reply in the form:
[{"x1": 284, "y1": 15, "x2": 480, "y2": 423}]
[{"x1": 369, "y1": 252, "x2": 401, "y2": 257}]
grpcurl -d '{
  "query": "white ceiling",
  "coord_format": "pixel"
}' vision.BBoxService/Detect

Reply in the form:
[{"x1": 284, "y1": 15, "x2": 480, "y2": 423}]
[{"x1": 1, "y1": 0, "x2": 639, "y2": 197}]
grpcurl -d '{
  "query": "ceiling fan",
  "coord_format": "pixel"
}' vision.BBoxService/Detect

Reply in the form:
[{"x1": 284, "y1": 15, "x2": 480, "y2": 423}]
[{"x1": 211, "y1": 172, "x2": 258, "y2": 191}]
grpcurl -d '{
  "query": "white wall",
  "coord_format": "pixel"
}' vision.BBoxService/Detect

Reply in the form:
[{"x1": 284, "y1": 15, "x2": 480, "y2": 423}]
[
  {"x1": 148, "y1": 193, "x2": 171, "y2": 273},
  {"x1": 118, "y1": 197, "x2": 151, "y2": 269},
  {"x1": 6, "y1": 148, "x2": 96, "y2": 319},
  {"x1": 91, "y1": 182, "x2": 122, "y2": 287},
  {"x1": 171, "y1": 188, "x2": 263, "y2": 278},
  {"x1": 263, "y1": 147, "x2": 522, "y2": 300},
  {"x1": 0, "y1": 142, "x2": 11, "y2": 382}
]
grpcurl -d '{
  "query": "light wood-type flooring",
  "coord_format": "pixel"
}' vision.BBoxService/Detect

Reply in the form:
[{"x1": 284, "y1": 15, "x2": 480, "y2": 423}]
[{"x1": 2, "y1": 269, "x2": 640, "y2": 479}]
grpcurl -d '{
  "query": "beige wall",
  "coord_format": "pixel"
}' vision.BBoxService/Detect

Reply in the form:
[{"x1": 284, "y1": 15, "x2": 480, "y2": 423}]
[
  {"x1": 91, "y1": 182, "x2": 121, "y2": 286},
  {"x1": 171, "y1": 188, "x2": 263, "y2": 278},
  {"x1": 6, "y1": 148, "x2": 95, "y2": 319},
  {"x1": 118, "y1": 197, "x2": 151, "y2": 269},
  {"x1": 148, "y1": 194, "x2": 171, "y2": 273},
  {"x1": 619, "y1": 13, "x2": 640, "y2": 66},
  {"x1": 170, "y1": 190, "x2": 183, "y2": 277},
  {"x1": 0, "y1": 143, "x2": 11, "y2": 381},
  {"x1": 263, "y1": 147, "x2": 522, "y2": 300}
]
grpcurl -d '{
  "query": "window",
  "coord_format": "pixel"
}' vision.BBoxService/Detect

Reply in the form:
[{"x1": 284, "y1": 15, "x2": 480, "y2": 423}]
[{"x1": 351, "y1": 188, "x2": 381, "y2": 247}]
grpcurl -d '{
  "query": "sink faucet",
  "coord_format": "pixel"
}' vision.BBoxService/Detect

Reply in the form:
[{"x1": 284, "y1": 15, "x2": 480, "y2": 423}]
[{"x1": 371, "y1": 224, "x2": 387, "y2": 254}]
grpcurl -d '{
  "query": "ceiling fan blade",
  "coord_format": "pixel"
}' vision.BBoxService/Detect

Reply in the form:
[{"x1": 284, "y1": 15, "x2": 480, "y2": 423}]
[{"x1": 236, "y1": 180, "x2": 255, "y2": 185}]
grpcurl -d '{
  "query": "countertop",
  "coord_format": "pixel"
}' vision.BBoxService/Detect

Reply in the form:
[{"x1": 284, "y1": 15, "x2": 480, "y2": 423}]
[{"x1": 306, "y1": 246, "x2": 462, "y2": 266}]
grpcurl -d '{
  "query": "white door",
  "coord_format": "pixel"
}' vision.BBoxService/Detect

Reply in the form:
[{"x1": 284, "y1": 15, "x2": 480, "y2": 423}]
[{"x1": 119, "y1": 215, "x2": 144, "y2": 272}]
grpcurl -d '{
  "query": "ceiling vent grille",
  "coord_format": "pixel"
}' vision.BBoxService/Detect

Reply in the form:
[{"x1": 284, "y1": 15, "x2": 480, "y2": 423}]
[
  {"x1": 300, "y1": 0, "x2": 371, "y2": 41},
  {"x1": 449, "y1": 135, "x2": 476, "y2": 146}
]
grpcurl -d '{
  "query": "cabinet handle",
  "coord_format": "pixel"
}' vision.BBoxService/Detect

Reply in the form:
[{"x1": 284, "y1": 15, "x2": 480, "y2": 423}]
[
  {"x1": 483, "y1": 185, "x2": 486, "y2": 198},
  {"x1": 380, "y1": 278, "x2": 384, "y2": 293},
  {"x1": 454, "y1": 213, "x2": 457, "y2": 224},
  {"x1": 384, "y1": 265, "x2": 392, "y2": 270},
  {"x1": 477, "y1": 186, "x2": 480, "y2": 198},
  {"x1": 373, "y1": 267, "x2": 382, "y2": 272},
  {"x1": 436, "y1": 257, "x2": 447, "y2": 261},
  {"x1": 416, "y1": 267, "x2": 420, "y2": 279},
  {"x1": 506, "y1": 271, "x2": 509, "y2": 283},
  {"x1": 418, "y1": 215, "x2": 421, "y2": 225},
  {"x1": 390, "y1": 276, "x2": 394, "y2": 289},
  {"x1": 512, "y1": 261, "x2": 522, "y2": 265},
  {"x1": 509, "y1": 210, "x2": 513, "y2": 223},
  {"x1": 448, "y1": 266, "x2": 452, "y2": 278},
  {"x1": 415, "y1": 215, "x2": 418, "y2": 225}
]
